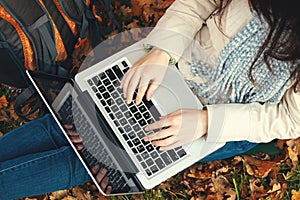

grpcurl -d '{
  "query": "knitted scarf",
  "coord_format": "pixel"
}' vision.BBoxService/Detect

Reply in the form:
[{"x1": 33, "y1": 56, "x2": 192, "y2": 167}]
[{"x1": 185, "y1": 15, "x2": 292, "y2": 105}]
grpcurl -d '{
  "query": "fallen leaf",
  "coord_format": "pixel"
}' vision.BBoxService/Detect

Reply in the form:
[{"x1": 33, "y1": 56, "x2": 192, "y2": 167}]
[
  {"x1": 62, "y1": 196, "x2": 77, "y2": 200},
  {"x1": 267, "y1": 183, "x2": 281, "y2": 193},
  {"x1": 242, "y1": 155, "x2": 277, "y2": 177},
  {"x1": 71, "y1": 186, "x2": 90, "y2": 200},
  {"x1": 212, "y1": 175, "x2": 236, "y2": 200},
  {"x1": 8, "y1": 101, "x2": 19, "y2": 120},
  {"x1": 249, "y1": 178, "x2": 268, "y2": 199},
  {"x1": 49, "y1": 189, "x2": 68, "y2": 200},
  {"x1": 0, "y1": 95, "x2": 8, "y2": 109},
  {"x1": 292, "y1": 189, "x2": 300, "y2": 200}
]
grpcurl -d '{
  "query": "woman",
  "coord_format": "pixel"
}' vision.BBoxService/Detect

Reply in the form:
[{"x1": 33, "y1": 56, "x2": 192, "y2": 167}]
[
  {"x1": 1, "y1": 0, "x2": 300, "y2": 199},
  {"x1": 121, "y1": 0, "x2": 300, "y2": 154}
]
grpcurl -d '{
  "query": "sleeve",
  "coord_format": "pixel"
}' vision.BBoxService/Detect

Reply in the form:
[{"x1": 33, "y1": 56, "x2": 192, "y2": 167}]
[
  {"x1": 141, "y1": 0, "x2": 219, "y2": 63},
  {"x1": 205, "y1": 87, "x2": 300, "y2": 143}
]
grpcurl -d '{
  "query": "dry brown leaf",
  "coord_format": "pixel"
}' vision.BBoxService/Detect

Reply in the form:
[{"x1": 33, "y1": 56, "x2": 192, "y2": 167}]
[
  {"x1": 0, "y1": 95, "x2": 8, "y2": 109},
  {"x1": 291, "y1": 189, "x2": 300, "y2": 200},
  {"x1": 212, "y1": 175, "x2": 236, "y2": 200},
  {"x1": 152, "y1": 0, "x2": 175, "y2": 10},
  {"x1": 72, "y1": 186, "x2": 90, "y2": 200},
  {"x1": 249, "y1": 178, "x2": 267, "y2": 199},
  {"x1": 62, "y1": 196, "x2": 77, "y2": 200},
  {"x1": 242, "y1": 155, "x2": 277, "y2": 177},
  {"x1": 267, "y1": 183, "x2": 281, "y2": 193},
  {"x1": 285, "y1": 138, "x2": 300, "y2": 168},
  {"x1": 130, "y1": 0, "x2": 144, "y2": 16},
  {"x1": 8, "y1": 101, "x2": 19, "y2": 120},
  {"x1": 49, "y1": 189, "x2": 68, "y2": 200},
  {"x1": 120, "y1": 5, "x2": 132, "y2": 16},
  {"x1": 287, "y1": 146, "x2": 298, "y2": 169}
]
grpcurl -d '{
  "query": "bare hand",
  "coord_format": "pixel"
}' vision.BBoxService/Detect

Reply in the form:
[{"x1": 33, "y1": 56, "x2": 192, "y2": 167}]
[
  {"x1": 143, "y1": 109, "x2": 208, "y2": 150},
  {"x1": 120, "y1": 48, "x2": 170, "y2": 105},
  {"x1": 64, "y1": 125, "x2": 84, "y2": 151},
  {"x1": 91, "y1": 165, "x2": 112, "y2": 194}
]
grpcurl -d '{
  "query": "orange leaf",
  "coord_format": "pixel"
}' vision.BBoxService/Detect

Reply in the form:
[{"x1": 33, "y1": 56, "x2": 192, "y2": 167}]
[
  {"x1": 242, "y1": 155, "x2": 277, "y2": 177},
  {"x1": 292, "y1": 189, "x2": 300, "y2": 200},
  {"x1": 0, "y1": 95, "x2": 8, "y2": 109}
]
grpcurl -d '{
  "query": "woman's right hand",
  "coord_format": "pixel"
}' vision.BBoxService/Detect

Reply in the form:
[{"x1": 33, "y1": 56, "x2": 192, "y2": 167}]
[{"x1": 120, "y1": 47, "x2": 171, "y2": 105}]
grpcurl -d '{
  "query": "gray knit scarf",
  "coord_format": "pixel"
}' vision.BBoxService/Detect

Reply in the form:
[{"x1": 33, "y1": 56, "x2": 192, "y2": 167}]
[{"x1": 185, "y1": 15, "x2": 292, "y2": 105}]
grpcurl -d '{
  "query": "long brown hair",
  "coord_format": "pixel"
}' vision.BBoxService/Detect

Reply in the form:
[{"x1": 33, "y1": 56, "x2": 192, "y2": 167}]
[{"x1": 213, "y1": 0, "x2": 300, "y2": 91}]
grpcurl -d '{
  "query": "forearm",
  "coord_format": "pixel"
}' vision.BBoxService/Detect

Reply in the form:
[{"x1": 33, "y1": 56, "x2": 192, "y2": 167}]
[
  {"x1": 142, "y1": 0, "x2": 218, "y2": 63},
  {"x1": 205, "y1": 87, "x2": 300, "y2": 143}
]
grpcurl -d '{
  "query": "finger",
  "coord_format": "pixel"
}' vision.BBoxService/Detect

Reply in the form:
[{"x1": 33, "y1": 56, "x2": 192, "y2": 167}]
[
  {"x1": 63, "y1": 124, "x2": 73, "y2": 129},
  {"x1": 106, "y1": 185, "x2": 112, "y2": 194},
  {"x1": 151, "y1": 136, "x2": 177, "y2": 149},
  {"x1": 144, "y1": 117, "x2": 171, "y2": 132},
  {"x1": 70, "y1": 135, "x2": 83, "y2": 143},
  {"x1": 66, "y1": 130, "x2": 79, "y2": 137},
  {"x1": 100, "y1": 176, "x2": 109, "y2": 191},
  {"x1": 74, "y1": 144, "x2": 84, "y2": 151},
  {"x1": 96, "y1": 168, "x2": 107, "y2": 183},
  {"x1": 158, "y1": 140, "x2": 181, "y2": 151},
  {"x1": 119, "y1": 66, "x2": 132, "y2": 88},
  {"x1": 91, "y1": 165, "x2": 100, "y2": 174},
  {"x1": 120, "y1": 68, "x2": 135, "y2": 96},
  {"x1": 144, "y1": 128, "x2": 174, "y2": 142},
  {"x1": 146, "y1": 81, "x2": 159, "y2": 101},
  {"x1": 135, "y1": 79, "x2": 150, "y2": 105},
  {"x1": 126, "y1": 73, "x2": 141, "y2": 104}
]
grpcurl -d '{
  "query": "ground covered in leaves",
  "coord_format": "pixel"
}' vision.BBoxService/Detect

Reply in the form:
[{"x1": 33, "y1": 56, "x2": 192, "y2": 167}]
[{"x1": 1, "y1": 0, "x2": 300, "y2": 199}]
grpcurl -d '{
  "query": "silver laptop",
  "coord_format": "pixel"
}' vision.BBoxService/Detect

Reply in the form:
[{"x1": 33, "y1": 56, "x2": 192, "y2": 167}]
[{"x1": 26, "y1": 39, "x2": 225, "y2": 196}]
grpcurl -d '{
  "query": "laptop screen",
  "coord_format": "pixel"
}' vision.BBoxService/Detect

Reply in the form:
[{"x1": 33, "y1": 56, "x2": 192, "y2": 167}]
[{"x1": 27, "y1": 70, "x2": 144, "y2": 195}]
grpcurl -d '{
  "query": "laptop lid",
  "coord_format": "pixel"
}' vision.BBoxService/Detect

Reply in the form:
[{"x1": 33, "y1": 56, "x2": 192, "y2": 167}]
[{"x1": 26, "y1": 70, "x2": 145, "y2": 196}]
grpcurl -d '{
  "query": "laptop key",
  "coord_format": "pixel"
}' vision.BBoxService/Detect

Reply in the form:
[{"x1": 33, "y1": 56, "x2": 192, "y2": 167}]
[
  {"x1": 146, "y1": 158, "x2": 154, "y2": 167},
  {"x1": 141, "y1": 152, "x2": 150, "y2": 160},
  {"x1": 132, "y1": 138, "x2": 141, "y2": 146},
  {"x1": 103, "y1": 78, "x2": 110, "y2": 86},
  {"x1": 98, "y1": 85, "x2": 106, "y2": 93},
  {"x1": 107, "y1": 85, "x2": 114, "y2": 92},
  {"x1": 161, "y1": 152, "x2": 172, "y2": 165},
  {"x1": 150, "y1": 151, "x2": 158, "y2": 159},
  {"x1": 150, "y1": 165, "x2": 159, "y2": 174},
  {"x1": 177, "y1": 148, "x2": 187, "y2": 158},
  {"x1": 112, "y1": 65, "x2": 124, "y2": 79},
  {"x1": 121, "y1": 60, "x2": 128, "y2": 68},
  {"x1": 111, "y1": 91, "x2": 119, "y2": 99},
  {"x1": 138, "y1": 119, "x2": 147, "y2": 127},
  {"x1": 129, "y1": 105, "x2": 138, "y2": 113},
  {"x1": 145, "y1": 144, "x2": 154, "y2": 152},
  {"x1": 119, "y1": 104, "x2": 128, "y2": 112},
  {"x1": 137, "y1": 145, "x2": 145, "y2": 153},
  {"x1": 155, "y1": 158, "x2": 166, "y2": 170},
  {"x1": 145, "y1": 169, "x2": 152, "y2": 176},
  {"x1": 167, "y1": 149, "x2": 180, "y2": 161},
  {"x1": 105, "y1": 68, "x2": 117, "y2": 81},
  {"x1": 92, "y1": 76, "x2": 101, "y2": 86},
  {"x1": 128, "y1": 131, "x2": 136, "y2": 139},
  {"x1": 87, "y1": 79, "x2": 93, "y2": 86},
  {"x1": 138, "y1": 104, "x2": 147, "y2": 113},
  {"x1": 102, "y1": 92, "x2": 110, "y2": 99}
]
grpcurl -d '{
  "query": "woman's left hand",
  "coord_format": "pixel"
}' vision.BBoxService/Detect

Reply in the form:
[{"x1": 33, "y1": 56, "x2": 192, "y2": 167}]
[{"x1": 143, "y1": 109, "x2": 208, "y2": 150}]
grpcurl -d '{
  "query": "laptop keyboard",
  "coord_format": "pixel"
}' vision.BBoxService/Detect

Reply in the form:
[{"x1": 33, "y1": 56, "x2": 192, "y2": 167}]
[
  {"x1": 86, "y1": 59, "x2": 187, "y2": 177},
  {"x1": 58, "y1": 95, "x2": 131, "y2": 193}
]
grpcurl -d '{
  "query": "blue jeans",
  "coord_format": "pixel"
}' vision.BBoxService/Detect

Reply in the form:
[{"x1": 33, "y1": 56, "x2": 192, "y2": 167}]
[{"x1": 0, "y1": 113, "x2": 257, "y2": 199}]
